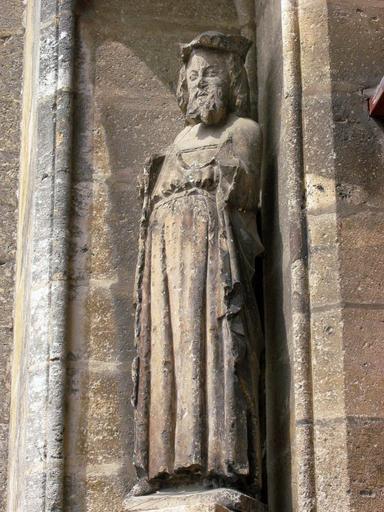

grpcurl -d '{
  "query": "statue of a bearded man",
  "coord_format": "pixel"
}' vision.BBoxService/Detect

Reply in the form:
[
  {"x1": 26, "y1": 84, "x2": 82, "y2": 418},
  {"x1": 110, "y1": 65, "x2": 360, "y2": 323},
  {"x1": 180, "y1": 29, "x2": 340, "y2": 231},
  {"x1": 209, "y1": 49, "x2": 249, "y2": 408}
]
[{"x1": 130, "y1": 32, "x2": 264, "y2": 500}]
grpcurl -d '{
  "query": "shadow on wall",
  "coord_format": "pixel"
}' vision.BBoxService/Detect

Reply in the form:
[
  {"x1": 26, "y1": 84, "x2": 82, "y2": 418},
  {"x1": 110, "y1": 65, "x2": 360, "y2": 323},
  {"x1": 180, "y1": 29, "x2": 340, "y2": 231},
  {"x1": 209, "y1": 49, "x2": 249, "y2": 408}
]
[{"x1": 257, "y1": 0, "x2": 293, "y2": 510}]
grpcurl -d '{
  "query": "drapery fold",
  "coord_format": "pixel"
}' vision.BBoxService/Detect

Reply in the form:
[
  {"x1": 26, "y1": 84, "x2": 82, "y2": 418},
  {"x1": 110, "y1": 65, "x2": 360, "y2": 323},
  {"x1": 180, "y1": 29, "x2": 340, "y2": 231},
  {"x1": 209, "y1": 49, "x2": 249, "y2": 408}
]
[{"x1": 132, "y1": 139, "x2": 263, "y2": 490}]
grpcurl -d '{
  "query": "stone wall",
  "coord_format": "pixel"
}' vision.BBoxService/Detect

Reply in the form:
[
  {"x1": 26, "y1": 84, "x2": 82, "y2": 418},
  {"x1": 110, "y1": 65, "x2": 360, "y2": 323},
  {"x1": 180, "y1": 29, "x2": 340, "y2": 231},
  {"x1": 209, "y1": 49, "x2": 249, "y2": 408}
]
[
  {"x1": 1, "y1": 0, "x2": 383, "y2": 510},
  {"x1": 0, "y1": 1, "x2": 23, "y2": 509},
  {"x1": 323, "y1": 1, "x2": 384, "y2": 509},
  {"x1": 299, "y1": 0, "x2": 384, "y2": 509},
  {"x1": 257, "y1": 0, "x2": 384, "y2": 511}
]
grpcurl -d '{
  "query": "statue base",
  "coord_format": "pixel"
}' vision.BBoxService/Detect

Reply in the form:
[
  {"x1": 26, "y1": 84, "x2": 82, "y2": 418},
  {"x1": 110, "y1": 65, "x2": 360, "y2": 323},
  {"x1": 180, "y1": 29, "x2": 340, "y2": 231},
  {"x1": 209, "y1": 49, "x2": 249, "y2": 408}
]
[{"x1": 123, "y1": 488, "x2": 266, "y2": 512}]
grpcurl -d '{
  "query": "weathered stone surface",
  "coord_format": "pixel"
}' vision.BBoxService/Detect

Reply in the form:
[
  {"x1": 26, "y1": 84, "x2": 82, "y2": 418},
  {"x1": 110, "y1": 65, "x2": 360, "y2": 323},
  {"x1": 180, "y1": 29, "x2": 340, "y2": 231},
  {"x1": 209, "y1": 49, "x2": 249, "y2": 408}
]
[
  {"x1": 0, "y1": 2, "x2": 23, "y2": 511},
  {"x1": 6, "y1": 1, "x2": 75, "y2": 510},
  {"x1": 323, "y1": 8, "x2": 384, "y2": 510},
  {"x1": 339, "y1": 210, "x2": 384, "y2": 304},
  {"x1": 308, "y1": 248, "x2": 341, "y2": 307},
  {"x1": 65, "y1": 469, "x2": 129, "y2": 512},
  {"x1": 343, "y1": 307, "x2": 384, "y2": 418},
  {"x1": 313, "y1": 421, "x2": 350, "y2": 511},
  {"x1": 2, "y1": 0, "x2": 383, "y2": 511},
  {"x1": 307, "y1": 213, "x2": 337, "y2": 248},
  {"x1": 310, "y1": 309, "x2": 345, "y2": 419},
  {"x1": 258, "y1": 0, "x2": 384, "y2": 511},
  {"x1": 124, "y1": 488, "x2": 265, "y2": 512},
  {"x1": 346, "y1": 417, "x2": 384, "y2": 512},
  {"x1": 328, "y1": 0, "x2": 384, "y2": 87},
  {"x1": 0, "y1": 34, "x2": 23, "y2": 101}
]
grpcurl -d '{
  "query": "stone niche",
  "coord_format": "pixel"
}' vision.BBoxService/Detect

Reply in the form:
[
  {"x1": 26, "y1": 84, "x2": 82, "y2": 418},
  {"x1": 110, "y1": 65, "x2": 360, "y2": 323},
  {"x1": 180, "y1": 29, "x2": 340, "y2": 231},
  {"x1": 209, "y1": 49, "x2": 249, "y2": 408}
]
[
  {"x1": 8, "y1": 0, "x2": 384, "y2": 511},
  {"x1": 65, "y1": 1, "x2": 257, "y2": 510}
]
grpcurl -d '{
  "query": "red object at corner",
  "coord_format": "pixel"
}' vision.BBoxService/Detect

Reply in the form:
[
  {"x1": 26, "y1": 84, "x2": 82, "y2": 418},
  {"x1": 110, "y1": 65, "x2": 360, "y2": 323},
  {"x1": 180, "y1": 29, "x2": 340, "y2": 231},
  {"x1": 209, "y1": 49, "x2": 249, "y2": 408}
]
[{"x1": 369, "y1": 77, "x2": 384, "y2": 118}]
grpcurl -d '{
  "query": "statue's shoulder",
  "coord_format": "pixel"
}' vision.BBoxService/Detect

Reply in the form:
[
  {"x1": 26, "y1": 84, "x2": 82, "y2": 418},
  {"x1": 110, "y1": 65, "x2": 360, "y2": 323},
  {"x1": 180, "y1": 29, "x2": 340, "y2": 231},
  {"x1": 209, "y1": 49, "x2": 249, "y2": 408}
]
[
  {"x1": 173, "y1": 125, "x2": 193, "y2": 146},
  {"x1": 226, "y1": 116, "x2": 262, "y2": 167},
  {"x1": 228, "y1": 115, "x2": 261, "y2": 143}
]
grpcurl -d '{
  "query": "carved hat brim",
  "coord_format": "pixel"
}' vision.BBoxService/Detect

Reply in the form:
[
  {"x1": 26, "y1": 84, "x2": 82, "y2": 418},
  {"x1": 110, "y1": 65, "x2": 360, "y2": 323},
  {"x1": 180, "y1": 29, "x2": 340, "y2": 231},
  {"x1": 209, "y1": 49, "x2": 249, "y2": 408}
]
[{"x1": 180, "y1": 31, "x2": 252, "y2": 63}]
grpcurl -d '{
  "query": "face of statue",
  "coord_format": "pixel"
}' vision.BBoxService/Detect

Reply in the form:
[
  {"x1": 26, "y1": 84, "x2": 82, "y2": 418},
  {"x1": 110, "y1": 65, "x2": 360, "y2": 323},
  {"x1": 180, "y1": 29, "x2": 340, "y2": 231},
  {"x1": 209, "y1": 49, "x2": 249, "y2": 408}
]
[{"x1": 185, "y1": 49, "x2": 230, "y2": 126}]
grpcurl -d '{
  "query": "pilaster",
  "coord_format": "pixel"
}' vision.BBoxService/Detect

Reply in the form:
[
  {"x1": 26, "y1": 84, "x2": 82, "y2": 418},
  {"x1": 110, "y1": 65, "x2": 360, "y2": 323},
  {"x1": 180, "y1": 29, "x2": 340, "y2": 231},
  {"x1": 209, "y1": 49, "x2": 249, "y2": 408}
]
[{"x1": 7, "y1": 0, "x2": 75, "y2": 510}]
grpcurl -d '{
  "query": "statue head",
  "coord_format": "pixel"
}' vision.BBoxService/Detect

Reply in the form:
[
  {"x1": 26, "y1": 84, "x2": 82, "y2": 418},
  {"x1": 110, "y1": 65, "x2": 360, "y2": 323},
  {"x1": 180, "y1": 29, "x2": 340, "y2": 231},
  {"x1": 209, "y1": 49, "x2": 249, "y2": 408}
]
[{"x1": 177, "y1": 32, "x2": 252, "y2": 126}]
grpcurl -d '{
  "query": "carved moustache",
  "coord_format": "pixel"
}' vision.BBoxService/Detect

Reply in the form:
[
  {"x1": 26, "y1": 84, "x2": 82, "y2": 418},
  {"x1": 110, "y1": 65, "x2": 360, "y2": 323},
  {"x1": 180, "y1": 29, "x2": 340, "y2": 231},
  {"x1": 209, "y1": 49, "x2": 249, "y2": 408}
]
[{"x1": 186, "y1": 85, "x2": 227, "y2": 125}]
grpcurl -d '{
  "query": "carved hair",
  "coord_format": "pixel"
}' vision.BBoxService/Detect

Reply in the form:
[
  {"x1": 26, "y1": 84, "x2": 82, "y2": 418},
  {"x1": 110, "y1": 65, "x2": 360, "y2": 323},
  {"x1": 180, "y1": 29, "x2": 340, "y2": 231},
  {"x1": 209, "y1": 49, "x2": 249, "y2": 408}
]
[{"x1": 176, "y1": 51, "x2": 250, "y2": 119}]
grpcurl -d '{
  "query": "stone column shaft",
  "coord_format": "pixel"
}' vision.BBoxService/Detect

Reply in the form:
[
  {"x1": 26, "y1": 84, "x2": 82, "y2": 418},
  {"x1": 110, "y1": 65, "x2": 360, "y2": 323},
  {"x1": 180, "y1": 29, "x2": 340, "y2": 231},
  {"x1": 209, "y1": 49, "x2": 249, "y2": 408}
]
[
  {"x1": 7, "y1": 0, "x2": 75, "y2": 510},
  {"x1": 280, "y1": 1, "x2": 316, "y2": 510}
]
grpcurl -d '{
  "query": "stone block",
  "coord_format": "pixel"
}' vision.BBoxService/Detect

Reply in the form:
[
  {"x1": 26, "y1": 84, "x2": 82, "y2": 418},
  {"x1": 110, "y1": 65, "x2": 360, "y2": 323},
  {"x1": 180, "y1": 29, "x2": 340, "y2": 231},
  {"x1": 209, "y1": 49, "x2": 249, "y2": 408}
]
[
  {"x1": 87, "y1": 180, "x2": 139, "y2": 282},
  {"x1": 327, "y1": 0, "x2": 384, "y2": 88},
  {"x1": 66, "y1": 461, "x2": 138, "y2": 511},
  {"x1": 95, "y1": 95, "x2": 181, "y2": 171},
  {"x1": 302, "y1": 96, "x2": 335, "y2": 182},
  {"x1": 313, "y1": 421, "x2": 350, "y2": 511},
  {"x1": 0, "y1": 158, "x2": 19, "y2": 196},
  {"x1": 298, "y1": 2, "x2": 332, "y2": 95},
  {"x1": 77, "y1": 368, "x2": 131, "y2": 466},
  {"x1": 0, "y1": 0, "x2": 23, "y2": 32},
  {"x1": 0, "y1": 5, "x2": 22, "y2": 511},
  {"x1": 70, "y1": 468, "x2": 127, "y2": 512},
  {"x1": 94, "y1": 41, "x2": 179, "y2": 101},
  {"x1": 124, "y1": 489, "x2": 266, "y2": 512},
  {"x1": 87, "y1": 285, "x2": 133, "y2": 362},
  {"x1": 87, "y1": 182, "x2": 123, "y2": 281},
  {"x1": 331, "y1": 91, "x2": 384, "y2": 213},
  {"x1": 86, "y1": 0, "x2": 239, "y2": 53},
  {"x1": 68, "y1": 283, "x2": 133, "y2": 363},
  {"x1": 0, "y1": 99, "x2": 21, "y2": 163},
  {"x1": 343, "y1": 307, "x2": 384, "y2": 418},
  {"x1": 308, "y1": 247, "x2": 341, "y2": 307},
  {"x1": 339, "y1": 210, "x2": 384, "y2": 304},
  {"x1": 311, "y1": 308, "x2": 345, "y2": 419},
  {"x1": 305, "y1": 173, "x2": 336, "y2": 215},
  {"x1": 307, "y1": 212, "x2": 337, "y2": 249},
  {"x1": 0, "y1": 33, "x2": 23, "y2": 101},
  {"x1": 346, "y1": 416, "x2": 384, "y2": 512}
]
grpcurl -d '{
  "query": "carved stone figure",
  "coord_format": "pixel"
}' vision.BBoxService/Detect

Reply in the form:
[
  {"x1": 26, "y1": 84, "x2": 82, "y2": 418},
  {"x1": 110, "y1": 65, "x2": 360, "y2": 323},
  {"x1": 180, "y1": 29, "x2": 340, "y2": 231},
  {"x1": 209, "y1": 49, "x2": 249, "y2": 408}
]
[{"x1": 130, "y1": 32, "x2": 264, "y2": 499}]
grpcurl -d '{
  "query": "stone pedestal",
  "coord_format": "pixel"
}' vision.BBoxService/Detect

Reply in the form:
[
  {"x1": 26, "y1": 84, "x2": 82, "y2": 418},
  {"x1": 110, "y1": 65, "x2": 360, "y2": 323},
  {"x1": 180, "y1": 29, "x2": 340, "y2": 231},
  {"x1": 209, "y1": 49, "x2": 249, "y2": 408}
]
[{"x1": 123, "y1": 488, "x2": 266, "y2": 512}]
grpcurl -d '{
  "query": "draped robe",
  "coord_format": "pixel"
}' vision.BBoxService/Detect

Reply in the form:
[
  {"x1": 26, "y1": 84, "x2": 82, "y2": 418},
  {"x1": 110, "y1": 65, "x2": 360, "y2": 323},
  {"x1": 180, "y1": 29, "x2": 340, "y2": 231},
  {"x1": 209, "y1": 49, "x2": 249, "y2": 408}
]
[{"x1": 132, "y1": 134, "x2": 264, "y2": 491}]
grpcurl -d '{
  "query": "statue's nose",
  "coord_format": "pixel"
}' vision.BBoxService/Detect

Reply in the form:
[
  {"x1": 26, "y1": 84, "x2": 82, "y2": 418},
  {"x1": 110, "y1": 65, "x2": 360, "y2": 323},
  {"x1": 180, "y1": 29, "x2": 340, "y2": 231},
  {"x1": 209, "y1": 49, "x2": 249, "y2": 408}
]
[{"x1": 197, "y1": 74, "x2": 207, "y2": 88}]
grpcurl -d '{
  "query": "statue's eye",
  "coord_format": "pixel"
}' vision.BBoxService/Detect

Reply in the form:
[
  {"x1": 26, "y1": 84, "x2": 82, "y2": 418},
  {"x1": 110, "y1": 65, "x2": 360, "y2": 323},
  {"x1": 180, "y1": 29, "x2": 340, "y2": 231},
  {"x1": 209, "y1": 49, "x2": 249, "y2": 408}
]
[
  {"x1": 189, "y1": 72, "x2": 198, "y2": 81},
  {"x1": 205, "y1": 67, "x2": 217, "y2": 77}
]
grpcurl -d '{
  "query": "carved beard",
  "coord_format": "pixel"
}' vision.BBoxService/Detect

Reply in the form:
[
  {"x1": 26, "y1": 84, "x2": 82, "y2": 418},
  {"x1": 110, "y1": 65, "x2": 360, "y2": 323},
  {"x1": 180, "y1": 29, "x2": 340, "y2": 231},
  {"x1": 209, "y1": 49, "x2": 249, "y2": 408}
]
[{"x1": 186, "y1": 85, "x2": 228, "y2": 126}]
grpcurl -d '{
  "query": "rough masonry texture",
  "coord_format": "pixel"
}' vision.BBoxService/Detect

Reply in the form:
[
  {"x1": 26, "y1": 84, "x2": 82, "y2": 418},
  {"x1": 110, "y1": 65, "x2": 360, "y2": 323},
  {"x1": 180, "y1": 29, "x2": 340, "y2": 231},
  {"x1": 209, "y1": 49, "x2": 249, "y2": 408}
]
[
  {"x1": 0, "y1": 0, "x2": 23, "y2": 510},
  {"x1": 258, "y1": 0, "x2": 384, "y2": 511},
  {"x1": 8, "y1": 0, "x2": 75, "y2": 510},
  {"x1": 1, "y1": 0, "x2": 383, "y2": 511}
]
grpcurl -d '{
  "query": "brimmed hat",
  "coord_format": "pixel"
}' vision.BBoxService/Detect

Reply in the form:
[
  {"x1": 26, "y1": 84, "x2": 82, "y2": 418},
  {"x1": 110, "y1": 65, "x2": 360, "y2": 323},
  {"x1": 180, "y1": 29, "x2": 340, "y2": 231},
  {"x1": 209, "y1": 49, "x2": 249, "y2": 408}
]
[{"x1": 181, "y1": 31, "x2": 252, "y2": 63}]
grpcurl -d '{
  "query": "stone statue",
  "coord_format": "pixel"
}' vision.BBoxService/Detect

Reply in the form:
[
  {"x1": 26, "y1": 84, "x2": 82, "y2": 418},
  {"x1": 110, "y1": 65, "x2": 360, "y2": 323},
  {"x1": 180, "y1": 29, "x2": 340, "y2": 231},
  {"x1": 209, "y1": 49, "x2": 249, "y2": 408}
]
[{"x1": 130, "y1": 32, "x2": 264, "y2": 501}]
